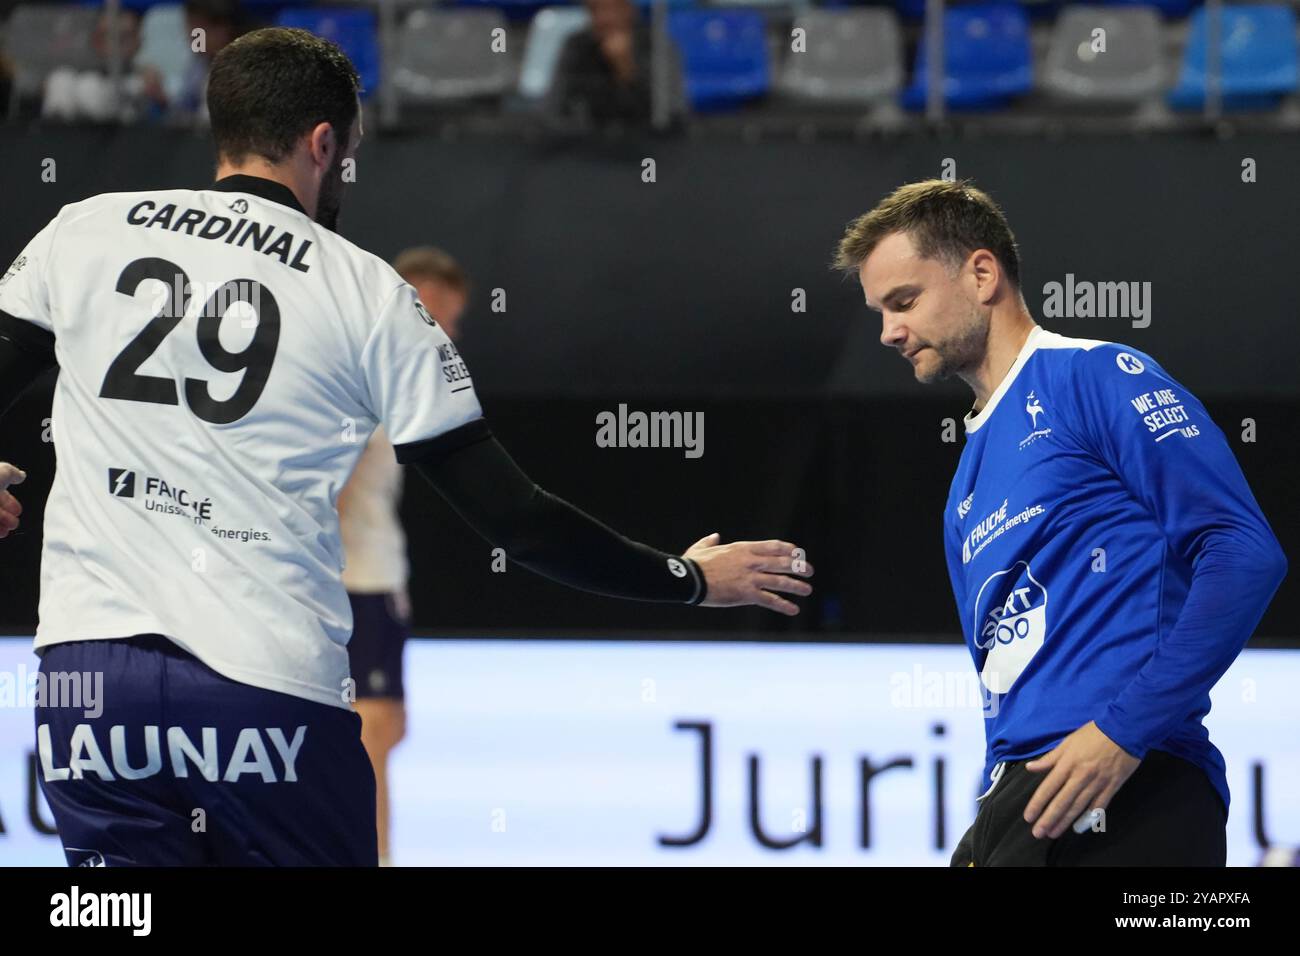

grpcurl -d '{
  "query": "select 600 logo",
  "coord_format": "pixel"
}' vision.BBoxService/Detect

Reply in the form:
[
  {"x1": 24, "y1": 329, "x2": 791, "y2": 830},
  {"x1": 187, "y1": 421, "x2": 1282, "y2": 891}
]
[{"x1": 972, "y1": 561, "x2": 1048, "y2": 696}]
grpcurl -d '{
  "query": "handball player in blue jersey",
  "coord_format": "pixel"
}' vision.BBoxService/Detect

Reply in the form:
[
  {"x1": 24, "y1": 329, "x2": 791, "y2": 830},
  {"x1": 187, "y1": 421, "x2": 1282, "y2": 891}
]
[{"x1": 835, "y1": 181, "x2": 1286, "y2": 866}]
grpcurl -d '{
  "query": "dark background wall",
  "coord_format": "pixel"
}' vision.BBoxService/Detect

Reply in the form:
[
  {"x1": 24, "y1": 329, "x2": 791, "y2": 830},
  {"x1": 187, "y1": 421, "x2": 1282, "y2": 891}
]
[{"x1": 1, "y1": 128, "x2": 1296, "y2": 638}]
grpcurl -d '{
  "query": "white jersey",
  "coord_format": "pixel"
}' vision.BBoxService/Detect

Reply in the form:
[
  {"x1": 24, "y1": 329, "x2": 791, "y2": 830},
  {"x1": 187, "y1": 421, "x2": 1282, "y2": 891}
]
[
  {"x1": 0, "y1": 176, "x2": 481, "y2": 709},
  {"x1": 339, "y1": 426, "x2": 408, "y2": 594}
]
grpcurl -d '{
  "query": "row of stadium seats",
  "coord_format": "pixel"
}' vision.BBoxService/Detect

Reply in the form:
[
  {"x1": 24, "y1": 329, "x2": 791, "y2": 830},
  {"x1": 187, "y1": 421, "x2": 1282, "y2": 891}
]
[
  {"x1": 902, "y1": 3, "x2": 1295, "y2": 110},
  {"x1": 4, "y1": 2, "x2": 1298, "y2": 115},
  {"x1": 0, "y1": 0, "x2": 1236, "y2": 12}
]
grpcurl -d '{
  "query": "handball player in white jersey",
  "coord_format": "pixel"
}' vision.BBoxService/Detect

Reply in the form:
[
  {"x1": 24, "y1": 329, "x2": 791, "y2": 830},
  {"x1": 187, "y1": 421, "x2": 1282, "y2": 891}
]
[{"x1": 0, "y1": 28, "x2": 813, "y2": 866}]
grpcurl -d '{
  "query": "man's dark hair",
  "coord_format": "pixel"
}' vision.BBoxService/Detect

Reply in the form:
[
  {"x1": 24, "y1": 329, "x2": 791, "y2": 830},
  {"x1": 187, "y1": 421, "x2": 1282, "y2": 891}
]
[
  {"x1": 207, "y1": 27, "x2": 361, "y2": 165},
  {"x1": 834, "y1": 179, "x2": 1022, "y2": 288}
]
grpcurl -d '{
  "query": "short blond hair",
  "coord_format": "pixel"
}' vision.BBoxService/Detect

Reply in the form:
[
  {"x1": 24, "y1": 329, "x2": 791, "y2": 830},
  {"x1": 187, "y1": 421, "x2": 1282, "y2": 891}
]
[
  {"x1": 393, "y1": 246, "x2": 468, "y2": 293},
  {"x1": 833, "y1": 180, "x2": 1021, "y2": 287}
]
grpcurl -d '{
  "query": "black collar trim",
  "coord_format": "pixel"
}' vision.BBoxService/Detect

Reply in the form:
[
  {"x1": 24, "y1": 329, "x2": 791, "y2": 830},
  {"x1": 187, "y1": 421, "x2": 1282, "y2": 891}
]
[{"x1": 211, "y1": 175, "x2": 308, "y2": 216}]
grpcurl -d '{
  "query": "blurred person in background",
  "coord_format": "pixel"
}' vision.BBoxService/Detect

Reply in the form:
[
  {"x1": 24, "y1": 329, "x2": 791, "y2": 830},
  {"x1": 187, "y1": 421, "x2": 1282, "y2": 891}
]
[
  {"x1": 134, "y1": 4, "x2": 202, "y2": 110},
  {"x1": 42, "y1": 9, "x2": 169, "y2": 123},
  {"x1": 171, "y1": 0, "x2": 246, "y2": 121},
  {"x1": 549, "y1": 0, "x2": 682, "y2": 127},
  {"x1": 339, "y1": 247, "x2": 469, "y2": 866},
  {"x1": 394, "y1": 248, "x2": 470, "y2": 342}
]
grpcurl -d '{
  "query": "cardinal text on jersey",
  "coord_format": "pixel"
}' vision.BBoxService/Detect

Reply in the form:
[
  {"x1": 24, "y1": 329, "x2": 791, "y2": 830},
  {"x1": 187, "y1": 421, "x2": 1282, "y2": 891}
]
[{"x1": 126, "y1": 201, "x2": 313, "y2": 273}]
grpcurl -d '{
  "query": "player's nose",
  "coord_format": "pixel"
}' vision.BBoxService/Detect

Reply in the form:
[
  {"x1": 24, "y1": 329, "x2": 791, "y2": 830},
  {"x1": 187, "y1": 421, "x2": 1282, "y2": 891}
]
[{"x1": 880, "y1": 315, "x2": 907, "y2": 349}]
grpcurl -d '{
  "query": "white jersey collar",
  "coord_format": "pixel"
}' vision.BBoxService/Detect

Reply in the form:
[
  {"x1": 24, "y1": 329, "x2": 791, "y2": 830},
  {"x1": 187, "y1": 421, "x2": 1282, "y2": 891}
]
[{"x1": 963, "y1": 325, "x2": 1045, "y2": 434}]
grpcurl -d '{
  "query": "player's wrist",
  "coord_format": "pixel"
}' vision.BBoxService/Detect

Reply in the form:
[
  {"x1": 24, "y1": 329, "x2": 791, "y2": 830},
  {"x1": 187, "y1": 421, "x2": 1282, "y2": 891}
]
[{"x1": 681, "y1": 556, "x2": 707, "y2": 606}]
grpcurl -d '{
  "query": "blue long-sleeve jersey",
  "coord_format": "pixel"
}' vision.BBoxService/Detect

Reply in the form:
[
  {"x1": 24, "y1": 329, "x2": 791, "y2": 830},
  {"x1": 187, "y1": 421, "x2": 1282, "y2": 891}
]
[{"x1": 944, "y1": 327, "x2": 1286, "y2": 814}]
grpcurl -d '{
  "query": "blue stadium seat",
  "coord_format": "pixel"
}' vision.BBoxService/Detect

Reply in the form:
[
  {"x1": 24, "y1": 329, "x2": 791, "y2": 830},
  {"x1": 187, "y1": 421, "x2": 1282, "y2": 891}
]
[
  {"x1": 893, "y1": 0, "x2": 1060, "y2": 22},
  {"x1": 1168, "y1": 4, "x2": 1298, "y2": 110},
  {"x1": 668, "y1": 9, "x2": 770, "y2": 112},
  {"x1": 902, "y1": 3, "x2": 1033, "y2": 110},
  {"x1": 1101, "y1": 0, "x2": 1201, "y2": 19},
  {"x1": 274, "y1": 8, "x2": 380, "y2": 99},
  {"x1": 455, "y1": 0, "x2": 573, "y2": 21}
]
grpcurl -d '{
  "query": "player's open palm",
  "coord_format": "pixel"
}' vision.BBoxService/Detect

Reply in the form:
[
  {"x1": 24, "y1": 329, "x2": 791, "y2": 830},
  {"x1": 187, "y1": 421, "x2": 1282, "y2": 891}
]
[
  {"x1": 0, "y1": 463, "x2": 26, "y2": 539},
  {"x1": 684, "y1": 533, "x2": 813, "y2": 616}
]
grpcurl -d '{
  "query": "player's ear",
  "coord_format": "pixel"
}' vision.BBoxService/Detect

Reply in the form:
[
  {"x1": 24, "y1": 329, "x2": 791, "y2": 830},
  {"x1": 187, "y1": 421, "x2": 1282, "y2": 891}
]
[
  {"x1": 968, "y1": 249, "x2": 1001, "y2": 305},
  {"x1": 306, "y1": 121, "x2": 338, "y2": 171}
]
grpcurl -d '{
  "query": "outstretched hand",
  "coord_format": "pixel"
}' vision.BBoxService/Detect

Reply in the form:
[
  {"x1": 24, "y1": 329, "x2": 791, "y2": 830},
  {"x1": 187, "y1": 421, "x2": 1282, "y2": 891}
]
[{"x1": 683, "y1": 532, "x2": 813, "y2": 616}]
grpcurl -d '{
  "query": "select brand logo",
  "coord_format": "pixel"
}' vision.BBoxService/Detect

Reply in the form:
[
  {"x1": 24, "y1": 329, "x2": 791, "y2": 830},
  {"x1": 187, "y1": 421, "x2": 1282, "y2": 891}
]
[
  {"x1": 67, "y1": 847, "x2": 105, "y2": 867},
  {"x1": 107, "y1": 468, "x2": 135, "y2": 498}
]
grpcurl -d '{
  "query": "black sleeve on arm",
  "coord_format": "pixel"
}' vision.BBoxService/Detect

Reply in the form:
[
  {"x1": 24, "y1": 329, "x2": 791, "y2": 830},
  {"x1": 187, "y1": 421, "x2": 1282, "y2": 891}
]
[
  {"x1": 397, "y1": 421, "x2": 707, "y2": 605},
  {"x1": 0, "y1": 310, "x2": 56, "y2": 420}
]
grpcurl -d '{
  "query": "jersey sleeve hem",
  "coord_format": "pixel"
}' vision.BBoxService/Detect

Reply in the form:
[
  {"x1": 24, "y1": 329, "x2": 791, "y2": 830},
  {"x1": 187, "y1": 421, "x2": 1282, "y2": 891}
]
[
  {"x1": 393, "y1": 418, "x2": 492, "y2": 465},
  {"x1": 1093, "y1": 712, "x2": 1148, "y2": 761},
  {"x1": 0, "y1": 308, "x2": 56, "y2": 360},
  {"x1": 683, "y1": 556, "x2": 706, "y2": 605}
]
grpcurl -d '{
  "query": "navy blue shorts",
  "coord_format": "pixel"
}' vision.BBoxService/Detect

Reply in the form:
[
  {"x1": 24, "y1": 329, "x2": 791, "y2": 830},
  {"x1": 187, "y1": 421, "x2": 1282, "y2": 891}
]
[
  {"x1": 35, "y1": 635, "x2": 377, "y2": 867},
  {"x1": 346, "y1": 592, "x2": 407, "y2": 700}
]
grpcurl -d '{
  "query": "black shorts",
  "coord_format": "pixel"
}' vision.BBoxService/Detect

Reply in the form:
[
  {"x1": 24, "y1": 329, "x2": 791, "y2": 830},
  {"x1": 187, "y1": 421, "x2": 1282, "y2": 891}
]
[
  {"x1": 346, "y1": 592, "x2": 408, "y2": 701},
  {"x1": 950, "y1": 748, "x2": 1227, "y2": 867}
]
